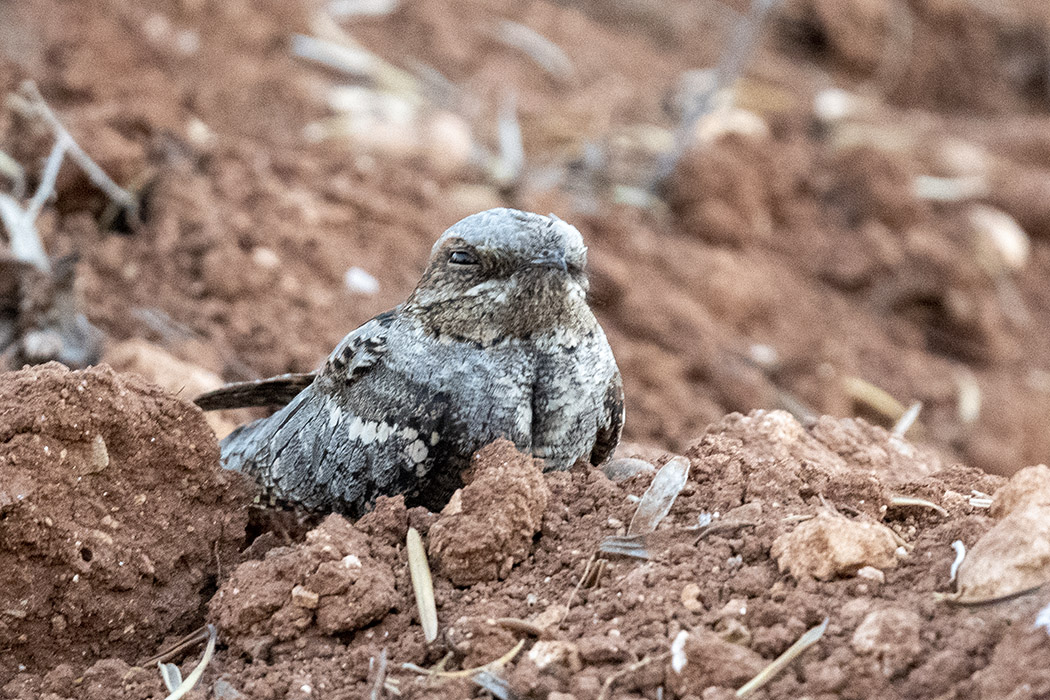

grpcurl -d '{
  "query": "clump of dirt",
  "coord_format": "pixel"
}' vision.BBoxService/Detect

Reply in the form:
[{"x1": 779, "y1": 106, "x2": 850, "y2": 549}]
[
  {"x1": 209, "y1": 514, "x2": 398, "y2": 658},
  {"x1": 0, "y1": 362, "x2": 250, "y2": 681},
  {"x1": 427, "y1": 439, "x2": 549, "y2": 586},
  {"x1": 771, "y1": 509, "x2": 902, "y2": 580},
  {"x1": 955, "y1": 463, "x2": 1050, "y2": 603}
]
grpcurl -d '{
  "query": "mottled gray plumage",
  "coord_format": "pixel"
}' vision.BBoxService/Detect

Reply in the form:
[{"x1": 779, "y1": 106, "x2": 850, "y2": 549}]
[{"x1": 196, "y1": 208, "x2": 623, "y2": 516}]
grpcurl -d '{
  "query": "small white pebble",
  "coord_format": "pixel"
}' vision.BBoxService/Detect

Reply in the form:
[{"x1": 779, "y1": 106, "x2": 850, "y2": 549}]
[
  {"x1": 813, "y1": 88, "x2": 855, "y2": 122},
  {"x1": 252, "y1": 247, "x2": 280, "y2": 269},
  {"x1": 670, "y1": 630, "x2": 689, "y2": 673},
  {"x1": 174, "y1": 29, "x2": 200, "y2": 55},
  {"x1": 856, "y1": 566, "x2": 885, "y2": 583},
  {"x1": 949, "y1": 540, "x2": 966, "y2": 583},
  {"x1": 344, "y1": 266, "x2": 380, "y2": 295},
  {"x1": 1035, "y1": 602, "x2": 1050, "y2": 635}
]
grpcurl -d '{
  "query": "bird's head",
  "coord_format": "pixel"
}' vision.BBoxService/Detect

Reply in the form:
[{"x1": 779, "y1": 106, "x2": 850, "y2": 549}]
[{"x1": 406, "y1": 208, "x2": 595, "y2": 344}]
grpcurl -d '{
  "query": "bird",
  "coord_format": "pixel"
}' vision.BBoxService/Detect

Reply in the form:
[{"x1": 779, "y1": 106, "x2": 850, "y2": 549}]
[{"x1": 195, "y1": 208, "x2": 623, "y2": 517}]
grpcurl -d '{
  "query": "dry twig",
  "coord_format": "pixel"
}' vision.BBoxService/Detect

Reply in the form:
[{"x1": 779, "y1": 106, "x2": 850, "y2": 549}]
[
  {"x1": 402, "y1": 639, "x2": 525, "y2": 679},
  {"x1": 16, "y1": 81, "x2": 138, "y2": 218},
  {"x1": 156, "y1": 624, "x2": 218, "y2": 700},
  {"x1": 656, "y1": 0, "x2": 780, "y2": 182},
  {"x1": 888, "y1": 495, "x2": 947, "y2": 518},
  {"x1": 735, "y1": 617, "x2": 828, "y2": 697},
  {"x1": 369, "y1": 648, "x2": 389, "y2": 700}
]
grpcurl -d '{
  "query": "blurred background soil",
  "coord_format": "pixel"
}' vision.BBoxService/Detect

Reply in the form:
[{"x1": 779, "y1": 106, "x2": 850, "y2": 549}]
[
  {"x1": 3, "y1": 0, "x2": 1050, "y2": 475},
  {"x1": 4, "y1": 0, "x2": 1050, "y2": 697}
]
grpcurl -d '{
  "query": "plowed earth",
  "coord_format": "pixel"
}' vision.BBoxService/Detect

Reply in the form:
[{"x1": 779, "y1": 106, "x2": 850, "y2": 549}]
[{"x1": 3, "y1": 0, "x2": 1050, "y2": 698}]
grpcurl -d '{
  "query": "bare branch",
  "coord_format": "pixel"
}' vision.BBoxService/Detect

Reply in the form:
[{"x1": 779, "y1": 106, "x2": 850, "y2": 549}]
[
  {"x1": 656, "y1": 0, "x2": 780, "y2": 183},
  {"x1": 25, "y1": 135, "x2": 70, "y2": 225},
  {"x1": 17, "y1": 81, "x2": 138, "y2": 217}
]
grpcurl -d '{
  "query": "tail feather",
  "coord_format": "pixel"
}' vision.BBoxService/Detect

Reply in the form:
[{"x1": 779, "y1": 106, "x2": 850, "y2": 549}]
[{"x1": 195, "y1": 373, "x2": 316, "y2": 411}]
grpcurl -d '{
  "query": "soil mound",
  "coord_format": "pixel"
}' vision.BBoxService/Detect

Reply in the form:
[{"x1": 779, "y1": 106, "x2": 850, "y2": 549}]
[{"x1": 0, "y1": 363, "x2": 250, "y2": 681}]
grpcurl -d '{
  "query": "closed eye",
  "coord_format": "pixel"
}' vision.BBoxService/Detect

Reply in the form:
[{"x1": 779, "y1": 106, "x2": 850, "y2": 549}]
[{"x1": 448, "y1": 249, "x2": 479, "y2": 266}]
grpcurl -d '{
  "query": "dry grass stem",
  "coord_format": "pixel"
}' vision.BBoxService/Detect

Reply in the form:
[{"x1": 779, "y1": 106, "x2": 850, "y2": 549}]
[
  {"x1": 843, "y1": 376, "x2": 907, "y2": 423},
  {"x1": 139, "y1": 625, "x2": 211, "y2": 667},
  {"x1": 692, "y1": 520, "x2": 757, "y2": 545},
  {"x1": 402, "y1": 639, "x2": 525, "y2": 679},
  {"x1": 888, "y1": 495, "x2": 948, "y2": 518},
  {"x1": 493, "y1": 20, "x2": 573, "y2": 82},
  {"x1": 158, "y1": 623, "x2": 218, "y2": 700},
  {"x1": 17, "y1": 81, "x2": 138, "y2": 218},
  {"x1": 597, "y1": 653, "x2": 670, "y2": 700},
  {"x1": 891, "y1": 401, "x2": 923, "y2": 437},
  {"x1": 949, "y1": 540, "x2": 966, "y2": 583},
  {"x1": 735, "y1": 617, "x2": 829, "y2": 697},
  {"x1": 369, "y1": 648, "x2": 389, "y2": 700},
  {"x1": 599, "y1": 534, "x2": 650, "y2": 559},
  {"x1": 657, "y1": 0, "x2": 780, "y2": 181}
]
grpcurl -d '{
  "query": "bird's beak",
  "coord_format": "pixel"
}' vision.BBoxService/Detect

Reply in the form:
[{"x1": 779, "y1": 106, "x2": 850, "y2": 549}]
[{"x1": 531, "y1": 249, "x2": 568, "y2": 272}]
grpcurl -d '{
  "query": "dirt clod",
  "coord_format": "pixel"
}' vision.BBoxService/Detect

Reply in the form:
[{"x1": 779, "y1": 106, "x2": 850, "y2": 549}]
[
  {"x1": 667, "y1": 629, "x2": 767, "y2": 695},
  {"x1": 0, "y1": 362, "x2": 250, "y2": 679},
  {"x1": 989, "y1": 463, "x2": 1050, "y2": 518},
  {"x1": 955, "y1": 500, "x2": 1050, "y2": 602},
  {"x1": 850, "y1": 607, "x2": 923, "y2": 677},
  {"x1": 427, "y1": 439, "x2": 549, "y2": 586},
  {"x1": 209, "y1": 514, "x2": 398, "y2": 656},
  {"x1": 771, "y1": 510, "x2": 900, "y2": 580}
]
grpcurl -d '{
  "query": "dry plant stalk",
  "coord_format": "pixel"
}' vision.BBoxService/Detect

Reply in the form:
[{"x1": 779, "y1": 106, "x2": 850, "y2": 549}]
[
  {"x1": 888, "y1": 495, "x2": 948, "y2": 518},
  {"x1": 656, "y1": 0, "x2": 781, "y2": 181},
  {"x1": 735, "y1": 617, "x2": 828, "y2": 697},
  {"x1": 891, "y1": 401, "x2": 923, "y2": 437},
  {"x1": 842, "y1": 376, "x2": 907, "y2": 423},
  {"x1": 402, "y1": 639, "x2": 525, "y2": 679},
  {"x1": 406, "y1": 527, "x2": 438, "y2": 643},
  {"x1": 156, "y1": 624, "x2": 218, "y2": 700}
]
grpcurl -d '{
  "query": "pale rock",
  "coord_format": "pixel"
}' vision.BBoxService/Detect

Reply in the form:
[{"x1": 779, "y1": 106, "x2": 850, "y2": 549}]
[
  {"x1": 771, "y1": 511, "x2": 899, "y2": 580},
  {"x1": 851, "y1": 607, "x2": 922, "y2": 677},
  {"x1": 989, "y1": 464, "x2": 1050, "y2": 519}
]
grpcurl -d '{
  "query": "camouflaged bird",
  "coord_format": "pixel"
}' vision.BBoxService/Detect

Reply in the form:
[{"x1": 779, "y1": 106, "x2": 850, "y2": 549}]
[{"x1": 195, "y1": 208, "x2": 623, "y2": 517}]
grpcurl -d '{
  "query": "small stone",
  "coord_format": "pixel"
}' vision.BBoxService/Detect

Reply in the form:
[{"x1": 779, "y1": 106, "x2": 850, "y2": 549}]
[
  {"x1": 680, "y1": 583, "x2": 704, "y2": 612},
  {"x1": 851, "y1": 608, "x2": 922, "y2": 677},
  {"x1": 989, "y1": 464, "x2": 1050, "y2": 519},
  {"x1": 291, "y1": 585, "x2": 319, "y2": 609},
  {"x1": 771, "y1": 511, "x2": 899, "y2": 580},
  {"x1": 89, "y1": 434, "x2": 110, "y2": 473},
  {"x1": 251, "y1": 247, "x2": 280, "y2": 270},
  {"x1": 528, "y1": 640, "x2": 581, "y2": 672},
  {"x1": 601, "y1": 457, "x2": 656, "y2": 481},
  {"x1": 956, "y1": 502, "x2": 1050, "y2": 602},
  {"x1": 856, "y1": 566, "x2": 886, "y2": 583},
  {"x1": 344, "y1": 267, "x2": 380, "y2": 296}
]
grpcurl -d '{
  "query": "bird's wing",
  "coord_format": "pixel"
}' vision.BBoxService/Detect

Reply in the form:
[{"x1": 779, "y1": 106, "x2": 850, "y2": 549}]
[
  {"x1": 194, "y1": 309, "x2": 398, "y2": 411},
  {"x1": 589, "y1": 368, "x2": 624, "y2": 465}
]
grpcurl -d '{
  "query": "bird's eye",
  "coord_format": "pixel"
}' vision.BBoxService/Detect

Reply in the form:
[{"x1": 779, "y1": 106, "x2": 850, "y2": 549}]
[{"x1": 448, "y1": 250, "x2": 479, "y2": 266}]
